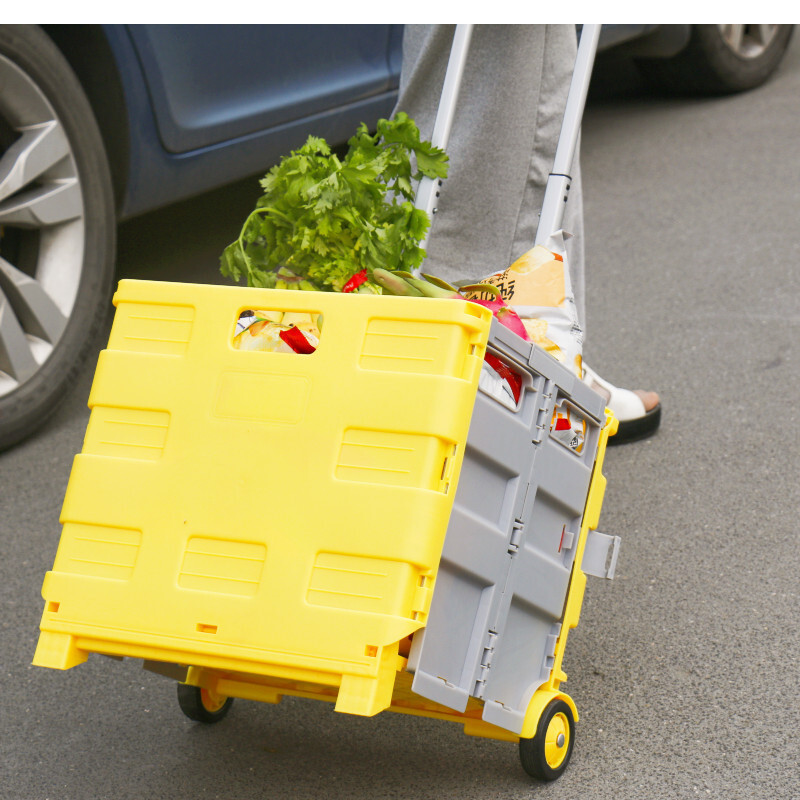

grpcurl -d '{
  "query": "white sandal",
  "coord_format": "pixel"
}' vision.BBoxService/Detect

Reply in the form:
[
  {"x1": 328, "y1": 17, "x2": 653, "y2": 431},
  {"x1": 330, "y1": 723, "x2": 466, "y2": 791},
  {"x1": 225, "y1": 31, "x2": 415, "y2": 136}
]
[{"x1": 581, "y1": 363, "x2": 661, "y2": 444}]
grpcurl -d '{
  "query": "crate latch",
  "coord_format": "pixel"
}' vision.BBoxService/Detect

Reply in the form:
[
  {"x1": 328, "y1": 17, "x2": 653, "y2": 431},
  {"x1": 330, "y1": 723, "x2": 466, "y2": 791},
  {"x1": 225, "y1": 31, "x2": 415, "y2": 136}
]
[
  {"x1": 558, "y1": 525, "x2": 576, "y2": 554},
  {"x1": 581, "y1": 530, "x2": 621, "y2": 580}
]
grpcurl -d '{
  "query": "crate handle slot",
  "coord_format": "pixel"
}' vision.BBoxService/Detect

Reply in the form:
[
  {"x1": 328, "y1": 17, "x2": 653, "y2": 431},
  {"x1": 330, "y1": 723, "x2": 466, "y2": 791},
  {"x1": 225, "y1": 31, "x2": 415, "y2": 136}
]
[{"x1": 232, "y1": 307, "x2": 322, "y2": 354}]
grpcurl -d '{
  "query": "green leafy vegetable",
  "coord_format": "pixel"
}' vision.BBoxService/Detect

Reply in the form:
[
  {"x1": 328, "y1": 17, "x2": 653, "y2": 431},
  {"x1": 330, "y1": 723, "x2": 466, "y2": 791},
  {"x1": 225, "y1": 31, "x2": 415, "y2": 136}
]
[{"x1": 220, "y1": 113, "x2": 449, "y2": 292}]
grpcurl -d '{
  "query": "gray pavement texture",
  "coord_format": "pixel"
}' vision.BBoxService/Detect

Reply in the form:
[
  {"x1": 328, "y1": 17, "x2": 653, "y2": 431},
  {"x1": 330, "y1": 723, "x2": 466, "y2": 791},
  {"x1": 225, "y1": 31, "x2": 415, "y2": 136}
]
[{"x1": 2, "y1": 36, "x2": 799, "y2": 800}]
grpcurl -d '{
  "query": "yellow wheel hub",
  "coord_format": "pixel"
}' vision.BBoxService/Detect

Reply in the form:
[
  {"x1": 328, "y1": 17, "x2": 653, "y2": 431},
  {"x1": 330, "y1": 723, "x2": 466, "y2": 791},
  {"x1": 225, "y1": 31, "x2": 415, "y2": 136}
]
[
  {"x1": 200, "y1": 688, "x2": 228, "y2": 713},
  {"x1": 544, "y1": 712, "x2": 570, "y2": 769}
]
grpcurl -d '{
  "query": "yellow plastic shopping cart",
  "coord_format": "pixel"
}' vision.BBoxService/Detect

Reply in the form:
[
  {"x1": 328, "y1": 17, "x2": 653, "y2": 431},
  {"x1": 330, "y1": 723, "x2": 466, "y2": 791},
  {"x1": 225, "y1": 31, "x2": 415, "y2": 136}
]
[{"x1": 33, "y1": 25, "x2": 620, "y2": 782}]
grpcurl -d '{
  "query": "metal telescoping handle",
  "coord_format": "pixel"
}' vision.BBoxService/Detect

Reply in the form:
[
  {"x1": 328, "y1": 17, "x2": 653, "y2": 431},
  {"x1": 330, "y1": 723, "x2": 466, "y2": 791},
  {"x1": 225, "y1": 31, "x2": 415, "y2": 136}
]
[
  {"x1": 535, "y1": 24, "x2": 601, "y2": 245},
  {"x1": 413, "y1": 24, "x2": 601, "y2": 266},
  {"x1": 413, "y1": 24, "x2": 473, "y2": 269}
]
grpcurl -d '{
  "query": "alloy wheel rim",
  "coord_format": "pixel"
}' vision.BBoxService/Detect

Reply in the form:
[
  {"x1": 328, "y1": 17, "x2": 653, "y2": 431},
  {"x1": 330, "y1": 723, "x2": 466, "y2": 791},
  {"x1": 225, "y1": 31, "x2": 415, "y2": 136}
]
[
  {"x1": 717, "y1": 24, "x2": 780, "y2": 60},
  {"x1": 0, "y1": 52, "x2": 85, "y2": 398}
]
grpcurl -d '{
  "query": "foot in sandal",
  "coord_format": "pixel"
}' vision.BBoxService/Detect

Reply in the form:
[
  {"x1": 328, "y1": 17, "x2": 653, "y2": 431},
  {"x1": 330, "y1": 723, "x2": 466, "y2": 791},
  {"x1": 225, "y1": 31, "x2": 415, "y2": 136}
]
[{"x1": 581, "y1": 363, "x2": 661, "y2": 445}]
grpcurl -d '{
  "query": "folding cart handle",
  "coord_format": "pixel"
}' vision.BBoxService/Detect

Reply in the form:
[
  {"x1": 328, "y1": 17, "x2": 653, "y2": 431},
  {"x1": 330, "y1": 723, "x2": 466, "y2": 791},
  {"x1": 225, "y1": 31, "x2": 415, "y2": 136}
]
[
  {"x1": 413, "y1": 23, "x2": 473, "y2": 262},
  {"x1": 412, "y1": 24, "x2": 601, "y2": 266},
  {"x1": 535, "y1": 24, "x2": 601, "y2": 245}
]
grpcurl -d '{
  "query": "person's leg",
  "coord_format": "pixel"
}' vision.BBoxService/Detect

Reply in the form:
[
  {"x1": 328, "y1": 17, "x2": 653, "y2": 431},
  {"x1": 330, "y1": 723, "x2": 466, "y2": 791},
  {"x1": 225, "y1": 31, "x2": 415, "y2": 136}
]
[{"x1": 394, "y1": 24, "x2": 660, "y2": 442}]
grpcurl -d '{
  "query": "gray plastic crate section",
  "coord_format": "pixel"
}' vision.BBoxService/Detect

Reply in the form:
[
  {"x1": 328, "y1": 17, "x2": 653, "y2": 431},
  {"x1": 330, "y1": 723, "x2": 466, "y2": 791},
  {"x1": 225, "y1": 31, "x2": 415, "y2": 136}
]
[{"x1": 409, "y1": 321, "x2": 607, "y2": 735}]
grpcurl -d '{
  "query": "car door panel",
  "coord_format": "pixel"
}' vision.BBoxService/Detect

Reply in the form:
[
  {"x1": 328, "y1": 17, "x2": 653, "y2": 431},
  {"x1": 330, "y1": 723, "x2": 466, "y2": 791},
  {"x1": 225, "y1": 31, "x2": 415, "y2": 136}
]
[{"x1": 127, "y1": 24, "x2": 397, "y2": 154}]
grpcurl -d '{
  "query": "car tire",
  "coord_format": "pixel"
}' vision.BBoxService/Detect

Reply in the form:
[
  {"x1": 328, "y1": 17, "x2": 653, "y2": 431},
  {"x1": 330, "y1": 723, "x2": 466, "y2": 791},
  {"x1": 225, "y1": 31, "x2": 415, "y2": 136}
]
[
  {"x1": 0, "y1": 25, "x2": 115, "y2": 451},
  {"x1": 636, "y1": 24, "x2": 794, "y2": 94}
]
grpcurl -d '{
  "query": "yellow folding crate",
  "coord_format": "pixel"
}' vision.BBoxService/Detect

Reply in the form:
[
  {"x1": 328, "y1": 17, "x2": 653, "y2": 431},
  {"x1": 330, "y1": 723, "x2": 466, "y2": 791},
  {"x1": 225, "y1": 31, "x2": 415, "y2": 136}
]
[{"x1": 34, "y1": 280, "x2": 492, "y2": 717}]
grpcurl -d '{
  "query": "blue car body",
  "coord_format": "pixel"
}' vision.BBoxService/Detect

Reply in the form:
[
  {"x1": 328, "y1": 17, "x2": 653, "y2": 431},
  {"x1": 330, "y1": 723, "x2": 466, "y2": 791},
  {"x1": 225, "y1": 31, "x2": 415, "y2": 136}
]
[{"x1": 43, "y1": 24, "x2": 403, "y2": 220}]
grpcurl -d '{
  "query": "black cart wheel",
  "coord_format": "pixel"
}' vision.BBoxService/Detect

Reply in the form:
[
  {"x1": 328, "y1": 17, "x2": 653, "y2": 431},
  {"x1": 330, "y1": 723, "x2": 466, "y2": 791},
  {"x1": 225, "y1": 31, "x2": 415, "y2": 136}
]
[
  {"x1": 177, "y1": 683, "x2": 234, "y2": 723},
  {"x1": 519, "y1": 698, "x2": 575, "y2": 782}
]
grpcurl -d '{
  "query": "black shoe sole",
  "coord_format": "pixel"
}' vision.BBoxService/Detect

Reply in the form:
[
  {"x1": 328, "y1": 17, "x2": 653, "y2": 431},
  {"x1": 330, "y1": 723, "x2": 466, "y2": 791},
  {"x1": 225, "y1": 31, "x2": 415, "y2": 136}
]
[{"x1": 607, "y1": 404, "x2": 661, "y2": 446}]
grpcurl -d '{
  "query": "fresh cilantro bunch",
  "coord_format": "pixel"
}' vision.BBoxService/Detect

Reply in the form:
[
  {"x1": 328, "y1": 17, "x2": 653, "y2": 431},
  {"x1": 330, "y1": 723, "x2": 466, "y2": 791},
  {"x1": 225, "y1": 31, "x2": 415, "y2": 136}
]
[{"x1": 220, "y1": 113, "x2": 448, "y2": 292}]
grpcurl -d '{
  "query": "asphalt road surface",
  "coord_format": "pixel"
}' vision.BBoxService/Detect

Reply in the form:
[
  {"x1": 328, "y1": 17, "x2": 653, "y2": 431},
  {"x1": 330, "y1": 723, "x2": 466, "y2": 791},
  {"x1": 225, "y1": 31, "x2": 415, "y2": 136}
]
[{"x1": 2, "y1": 36, "x2": 799, "y2": 800}]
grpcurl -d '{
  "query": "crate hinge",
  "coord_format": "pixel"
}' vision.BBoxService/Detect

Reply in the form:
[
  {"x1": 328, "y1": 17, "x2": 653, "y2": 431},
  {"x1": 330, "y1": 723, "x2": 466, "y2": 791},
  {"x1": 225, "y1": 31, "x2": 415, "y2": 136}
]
[
  {"x1": 540, "y1": 622, "x2": 562, "y2": 678},
  {"x1": 532, "y1": 378, "x2": 555, "y2": 443},
  {"x1": 508, "y1": 518, "x2": 525, "y2": 554},
  {"x1": 473, "y1": 629, "x2": 498, "y2": 698}
]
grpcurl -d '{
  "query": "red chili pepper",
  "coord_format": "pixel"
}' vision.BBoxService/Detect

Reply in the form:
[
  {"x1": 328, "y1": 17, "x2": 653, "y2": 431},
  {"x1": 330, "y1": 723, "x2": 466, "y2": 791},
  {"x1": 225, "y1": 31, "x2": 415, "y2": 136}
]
[
  {"x1": 342, "y1": 269, "x2": 368, "y2": 293},
  {"x1": 484, "y1": 352, "x2": 523, "y2": 404},
  {"x1": 279, "y1": 326, "x2": 316, "y2": 354}
]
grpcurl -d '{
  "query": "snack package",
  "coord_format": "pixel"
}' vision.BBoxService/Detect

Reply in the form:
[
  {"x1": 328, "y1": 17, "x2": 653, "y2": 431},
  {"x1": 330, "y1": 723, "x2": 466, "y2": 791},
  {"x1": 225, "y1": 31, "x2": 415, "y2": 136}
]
[
  {"x1": 233, "y1": 310, "x2": 321, "y2": 354},
  {"x1": 550, "y1": 404, "x2": 586, "y2": 453},
  {"x1": 465, "y1": 232, "x2": 583, "y2": 377}
]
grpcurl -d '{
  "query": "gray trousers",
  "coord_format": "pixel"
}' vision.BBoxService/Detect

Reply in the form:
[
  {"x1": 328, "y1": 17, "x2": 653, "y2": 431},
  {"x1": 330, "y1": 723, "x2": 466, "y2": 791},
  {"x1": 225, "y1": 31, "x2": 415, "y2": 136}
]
[{"x1": 392, "y1": 24, "x2": 586, "y2": 328}]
